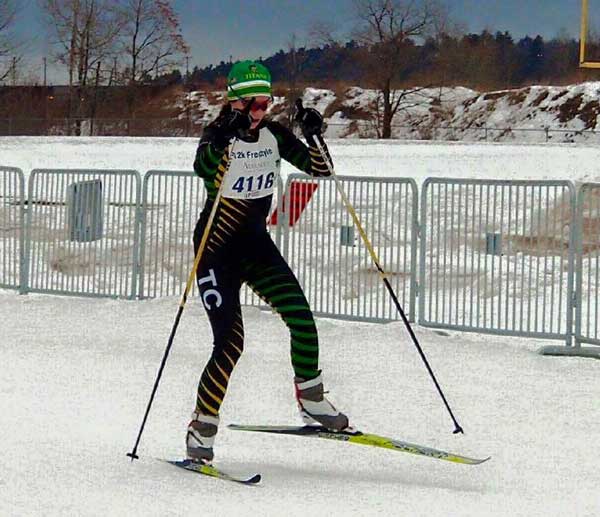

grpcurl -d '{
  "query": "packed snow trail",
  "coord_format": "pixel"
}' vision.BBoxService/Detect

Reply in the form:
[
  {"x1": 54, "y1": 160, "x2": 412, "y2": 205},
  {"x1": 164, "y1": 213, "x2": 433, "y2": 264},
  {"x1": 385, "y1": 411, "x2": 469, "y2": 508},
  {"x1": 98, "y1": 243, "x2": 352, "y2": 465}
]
[{"x1": 0, "y1": 291, "x2": 598, "y2": 516}]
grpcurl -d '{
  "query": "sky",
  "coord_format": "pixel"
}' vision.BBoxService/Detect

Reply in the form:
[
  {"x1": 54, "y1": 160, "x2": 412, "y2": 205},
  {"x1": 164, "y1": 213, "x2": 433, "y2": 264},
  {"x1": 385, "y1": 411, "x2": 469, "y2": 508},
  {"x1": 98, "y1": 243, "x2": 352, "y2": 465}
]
[{"x1": 5, "y1": 0, "x2": 593, "y2": 84}]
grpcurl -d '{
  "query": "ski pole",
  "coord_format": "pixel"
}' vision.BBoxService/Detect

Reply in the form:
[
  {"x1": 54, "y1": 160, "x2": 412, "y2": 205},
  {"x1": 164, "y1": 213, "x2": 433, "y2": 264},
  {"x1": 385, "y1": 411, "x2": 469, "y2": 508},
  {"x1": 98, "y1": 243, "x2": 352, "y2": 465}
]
[
  {"x1": 127, "y1": 102, "x2": 255, "y2": 461},
  {"x1": 127, "y1": 153, "x2": 232, "y2": 462},
  {"x1": 298, "y1": 100, "x2": 464, "y2": 434}
]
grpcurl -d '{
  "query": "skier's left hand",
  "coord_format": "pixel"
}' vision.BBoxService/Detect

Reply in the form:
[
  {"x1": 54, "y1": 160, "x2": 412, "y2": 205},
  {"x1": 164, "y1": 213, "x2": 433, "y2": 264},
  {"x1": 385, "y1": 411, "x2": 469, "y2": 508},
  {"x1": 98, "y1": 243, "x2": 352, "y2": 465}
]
[{"x1": 295, "y1": 105, "x2": 323, "y2": 139}]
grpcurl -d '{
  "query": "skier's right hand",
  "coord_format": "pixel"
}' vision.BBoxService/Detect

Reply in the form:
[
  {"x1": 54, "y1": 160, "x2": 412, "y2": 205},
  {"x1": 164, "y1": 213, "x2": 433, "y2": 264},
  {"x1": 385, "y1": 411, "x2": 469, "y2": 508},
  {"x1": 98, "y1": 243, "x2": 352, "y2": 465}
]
[{"x1": 211, "y1": 106, "x2": 252, "y2": 150}]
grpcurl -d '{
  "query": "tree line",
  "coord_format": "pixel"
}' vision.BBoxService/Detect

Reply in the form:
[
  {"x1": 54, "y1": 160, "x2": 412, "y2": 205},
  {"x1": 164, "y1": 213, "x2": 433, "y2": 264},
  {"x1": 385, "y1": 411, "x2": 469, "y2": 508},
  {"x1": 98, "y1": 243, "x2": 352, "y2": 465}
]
[{"x1": 193, "y1": 32, "x2": 585, "y2": 91}]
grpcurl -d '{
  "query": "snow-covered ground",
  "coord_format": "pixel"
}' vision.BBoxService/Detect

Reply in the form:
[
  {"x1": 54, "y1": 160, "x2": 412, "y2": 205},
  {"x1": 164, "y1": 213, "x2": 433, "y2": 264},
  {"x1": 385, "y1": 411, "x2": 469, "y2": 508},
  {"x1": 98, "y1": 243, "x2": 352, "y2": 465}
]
[
  {"x1": 2, "y1": 136, "x2": 600, "y2": 184},
  {"x1": 180, "y1": 82, "x2": 600, "y2": 143},
  {"x1": 1, "y1": 137, "x2": 599, "y2": 516},
  {"x1": 0, "y1": 290, "x2": 598, "y2": 516}
]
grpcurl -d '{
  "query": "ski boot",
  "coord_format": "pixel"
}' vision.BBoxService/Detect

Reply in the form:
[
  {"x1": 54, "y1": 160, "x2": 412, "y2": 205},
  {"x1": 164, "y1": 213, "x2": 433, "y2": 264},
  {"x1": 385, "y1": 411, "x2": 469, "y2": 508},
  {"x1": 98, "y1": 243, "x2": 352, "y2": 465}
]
[
  {"x1": 186, "y1": 412, "x2": 219, "y2": 463},
  {"x1": 294, "y1": 371, "x2": 350, "y2": 431}
]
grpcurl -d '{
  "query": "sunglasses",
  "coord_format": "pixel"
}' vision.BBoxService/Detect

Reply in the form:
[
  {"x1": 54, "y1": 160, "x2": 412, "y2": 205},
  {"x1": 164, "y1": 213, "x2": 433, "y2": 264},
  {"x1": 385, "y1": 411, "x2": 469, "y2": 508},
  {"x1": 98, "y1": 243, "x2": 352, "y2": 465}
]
[{"x1": 238, "y1": 97, "x2": 271, "y2": 111}]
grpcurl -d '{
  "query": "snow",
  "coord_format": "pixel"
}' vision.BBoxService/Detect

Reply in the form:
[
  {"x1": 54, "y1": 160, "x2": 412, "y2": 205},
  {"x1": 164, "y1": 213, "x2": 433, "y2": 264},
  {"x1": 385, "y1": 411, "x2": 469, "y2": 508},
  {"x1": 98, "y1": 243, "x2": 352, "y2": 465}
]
[
  {"x1": 1, "y1": 137, "x2": 599, "y2": 516},
  {"x1": 1, "y1": 291, "x2": 598, "y2": 516},
  {"x1": 2, "y1": 136, "x2": 600, "y2": 185},
  {"x1": 309, "y1": 82, "x2": 600, "y2": 143},
  {"x1": 22, "y1": 82, "x2": 599, "y2": 143},
  {"x1": 175, "y1": 82, "x2": 600, "y2": 143}
]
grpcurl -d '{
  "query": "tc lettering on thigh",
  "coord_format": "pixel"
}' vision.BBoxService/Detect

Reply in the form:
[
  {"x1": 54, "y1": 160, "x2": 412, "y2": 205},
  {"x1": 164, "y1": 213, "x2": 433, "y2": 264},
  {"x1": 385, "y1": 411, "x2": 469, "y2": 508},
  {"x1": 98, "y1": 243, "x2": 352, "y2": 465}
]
[{"x1": 197, "y1": 268, "x2": 222, "y2": 310}]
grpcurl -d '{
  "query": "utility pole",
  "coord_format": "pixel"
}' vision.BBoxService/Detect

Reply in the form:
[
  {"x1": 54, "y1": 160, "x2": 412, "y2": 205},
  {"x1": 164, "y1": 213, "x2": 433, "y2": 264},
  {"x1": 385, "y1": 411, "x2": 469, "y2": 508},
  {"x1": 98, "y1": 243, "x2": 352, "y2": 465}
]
[
  {"x1": 89, "y1": 61, "x2": 102, "y2": 136},
  {"x1": 185, "y1": 55, "x2": 191, "y2": 137},
  {"x1": 44, "y1": 57, "x2": 49, "y2": 135},
  {"x1": 11, "y1": 57, "x2": 17, "y2": 86}
]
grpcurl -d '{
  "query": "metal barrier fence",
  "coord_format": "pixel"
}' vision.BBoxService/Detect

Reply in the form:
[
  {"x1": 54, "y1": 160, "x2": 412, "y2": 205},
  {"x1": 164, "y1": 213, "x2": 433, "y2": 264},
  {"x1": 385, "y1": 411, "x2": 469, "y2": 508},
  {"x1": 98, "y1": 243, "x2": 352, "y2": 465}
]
[
  {"x1": 0, "y1": 166, "x2": 24, "y2": 290},
  {"x1": 24, "y1": 169, "x2": 142, "y2": 298},
  {"x1": 574, "y1": 183, "x2": 600, "y2": 346},
  {"x1": 419, "y1": 179, "x2": 576, "y2": 343},
  {"x1": 283, "y1": 174, "x2": 418, "y2": 322},
  {"x1": 326, "y1": 122, "x2": 600, "y2": 143},
  {"x1": 139, "y1": 171, "x2": 205, "y2": 299},
  {"x1": 0, "y1": 118, "x2": 195, "y2": 137},
  {"x1": 139, "y1": 170, "x2": 283, "y2": 305},
  {"x1": 5, "y1": 168, "x2": 597, "y2": 352}
]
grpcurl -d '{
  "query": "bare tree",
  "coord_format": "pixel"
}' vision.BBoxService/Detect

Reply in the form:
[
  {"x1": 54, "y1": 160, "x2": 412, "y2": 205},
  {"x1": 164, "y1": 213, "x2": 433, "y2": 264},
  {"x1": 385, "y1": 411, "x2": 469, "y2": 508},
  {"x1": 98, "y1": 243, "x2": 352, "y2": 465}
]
[
  {"x1": 41, "y1": 0, "x2": 122, "y2": 83},
  {"x1": 40, "y1": 0, "x2": 123, "y2": 132},
  {"x1": 309, "y1": 20, "x2": 341, "y2": 48},
  {"x1": 353, "y1": 0, "x2": 441, "y2": 138},
  {"x1": 0, "y1": 1, "x2": 20, "y2": 82},
  {"x1": 429, "y1": 1, "x2": 464, "y2": 44},
  {"x1": 118, "y1": 0, "x2": 188, "y2": 117}
]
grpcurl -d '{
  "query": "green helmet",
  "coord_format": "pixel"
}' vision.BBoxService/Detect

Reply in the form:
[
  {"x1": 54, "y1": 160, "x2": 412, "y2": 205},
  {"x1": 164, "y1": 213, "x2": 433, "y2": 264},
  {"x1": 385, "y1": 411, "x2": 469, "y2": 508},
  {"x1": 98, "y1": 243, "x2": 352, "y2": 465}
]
[{"x1": 227, "y1": 60, "x2": 272, "y2": 100}]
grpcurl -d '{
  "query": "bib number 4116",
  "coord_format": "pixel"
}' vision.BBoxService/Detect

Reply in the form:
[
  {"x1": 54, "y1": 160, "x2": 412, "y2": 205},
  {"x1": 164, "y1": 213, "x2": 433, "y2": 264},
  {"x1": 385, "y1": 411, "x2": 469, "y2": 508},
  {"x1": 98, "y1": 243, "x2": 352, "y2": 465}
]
[{"x1": 232, "y1": 172, "x2": 275, "y2": 194}]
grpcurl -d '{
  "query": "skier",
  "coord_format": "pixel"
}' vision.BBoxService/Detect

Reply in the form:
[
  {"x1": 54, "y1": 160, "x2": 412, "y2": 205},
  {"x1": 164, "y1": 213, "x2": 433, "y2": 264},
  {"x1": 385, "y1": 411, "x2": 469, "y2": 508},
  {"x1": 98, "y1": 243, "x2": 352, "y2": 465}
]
[{"x1": 187, "y1": 60, "x2": 350, "y2": 463}]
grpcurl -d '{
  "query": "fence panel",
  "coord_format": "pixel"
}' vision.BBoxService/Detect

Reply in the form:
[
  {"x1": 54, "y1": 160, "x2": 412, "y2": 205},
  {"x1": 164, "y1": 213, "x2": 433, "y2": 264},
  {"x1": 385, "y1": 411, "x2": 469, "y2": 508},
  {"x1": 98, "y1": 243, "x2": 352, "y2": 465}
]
[
  {"x1": 419, "y1": 178, "x2": 576, "y2": 342},
  {"x1": 575, "y1": 183, "x2": 600, "y2": 346},
  {"x1": 139, "y1": 171, "x2": 204, "y2": 299},
  {"x1": 25, "y1": 169, "x2": 141, "y2": 298},
  {"x1": 0, "y1": 166, "x2": 25, "y2": 290},
  {"x1": 283, "y1": 174, "x2": 418, "y2": 323},
  {"x1": 140, "y1": 170, "x2": 283, "y2": 304}
]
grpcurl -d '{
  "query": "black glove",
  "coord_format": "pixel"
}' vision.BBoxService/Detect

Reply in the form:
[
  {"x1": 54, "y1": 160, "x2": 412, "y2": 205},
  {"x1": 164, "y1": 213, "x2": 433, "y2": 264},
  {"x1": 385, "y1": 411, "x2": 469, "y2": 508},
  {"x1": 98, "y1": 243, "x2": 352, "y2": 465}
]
[
  {"x1": 210, "y1": 104, "x2": 252, "y2": 150},
  {"x1": 295, "y1": 100, "x2": 323, "y2": 139}
]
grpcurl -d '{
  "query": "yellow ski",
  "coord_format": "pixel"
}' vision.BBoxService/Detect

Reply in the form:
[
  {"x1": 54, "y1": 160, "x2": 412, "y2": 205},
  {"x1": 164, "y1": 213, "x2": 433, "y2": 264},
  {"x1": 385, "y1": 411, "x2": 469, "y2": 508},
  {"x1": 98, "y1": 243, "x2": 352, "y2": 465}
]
[
  {"x1": 166, "y1": 459, "x2": 261, "y2": 484},
  {"x1": 228, "y1": 424, "x2": 490, "y2": 465}
]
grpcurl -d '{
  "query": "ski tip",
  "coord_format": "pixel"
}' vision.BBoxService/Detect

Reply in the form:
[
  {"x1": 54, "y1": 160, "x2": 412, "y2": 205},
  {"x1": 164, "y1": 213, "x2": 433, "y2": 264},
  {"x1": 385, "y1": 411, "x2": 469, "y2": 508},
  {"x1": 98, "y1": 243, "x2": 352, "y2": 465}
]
[
  {"x1": 463, "y1": 456, "x2": 491, "y2": 465},
  {"x1": 165, "y1": 458, "x2": 262, "y2": 484}
]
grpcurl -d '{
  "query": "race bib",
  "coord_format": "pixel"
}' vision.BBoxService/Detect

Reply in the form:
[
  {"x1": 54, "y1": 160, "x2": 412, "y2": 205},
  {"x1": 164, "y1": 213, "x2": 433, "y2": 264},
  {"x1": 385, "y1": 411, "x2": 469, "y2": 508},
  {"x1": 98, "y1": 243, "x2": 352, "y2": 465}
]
[{"x1": 222, "y1": 129, "x2": 280, "y2": 199}]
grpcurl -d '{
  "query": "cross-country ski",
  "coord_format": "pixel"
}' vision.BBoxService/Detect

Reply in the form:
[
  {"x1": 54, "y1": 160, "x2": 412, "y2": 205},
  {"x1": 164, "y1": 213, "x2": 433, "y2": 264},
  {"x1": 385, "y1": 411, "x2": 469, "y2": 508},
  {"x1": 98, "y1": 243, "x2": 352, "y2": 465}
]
[
  {"x1": 228, "y1": 424, "x2": 490, "y2": 465},
  {"x1": 165, "y1": 459, "x2": 261, "y2": 485}
]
